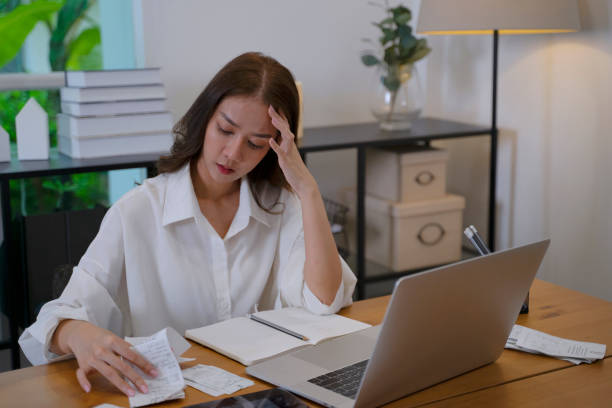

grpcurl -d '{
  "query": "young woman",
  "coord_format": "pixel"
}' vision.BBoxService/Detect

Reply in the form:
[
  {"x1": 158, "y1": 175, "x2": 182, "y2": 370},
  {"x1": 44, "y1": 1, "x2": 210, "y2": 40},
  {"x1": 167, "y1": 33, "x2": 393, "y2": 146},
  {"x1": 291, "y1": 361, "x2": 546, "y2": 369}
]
[{"x1": 19, "y1": 52, "x2": 356, "y2": 396}]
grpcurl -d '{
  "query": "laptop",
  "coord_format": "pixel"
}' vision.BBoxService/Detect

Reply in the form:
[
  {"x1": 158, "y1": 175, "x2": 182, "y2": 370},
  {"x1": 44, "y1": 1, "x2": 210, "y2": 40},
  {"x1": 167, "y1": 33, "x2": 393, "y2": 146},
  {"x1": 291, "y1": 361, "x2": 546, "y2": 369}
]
[{"x1": 247, "y1": 240, "x2": 550, "y2": 408}]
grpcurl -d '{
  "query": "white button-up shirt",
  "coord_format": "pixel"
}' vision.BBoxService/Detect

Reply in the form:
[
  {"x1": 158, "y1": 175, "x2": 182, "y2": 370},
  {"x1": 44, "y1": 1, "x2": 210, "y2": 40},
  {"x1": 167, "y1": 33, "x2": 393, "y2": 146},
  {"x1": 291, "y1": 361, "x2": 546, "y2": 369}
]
[{"x1": 19, "y1": 163, "x2": 357, "y2": 365}]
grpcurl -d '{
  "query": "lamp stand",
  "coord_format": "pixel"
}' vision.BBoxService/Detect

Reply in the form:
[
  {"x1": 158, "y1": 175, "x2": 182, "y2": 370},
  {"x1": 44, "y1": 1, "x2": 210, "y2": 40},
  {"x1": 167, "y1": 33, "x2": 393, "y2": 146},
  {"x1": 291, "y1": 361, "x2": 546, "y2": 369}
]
[{"x1": 489, "y1": 30, "x2": 499, "y2": 251}]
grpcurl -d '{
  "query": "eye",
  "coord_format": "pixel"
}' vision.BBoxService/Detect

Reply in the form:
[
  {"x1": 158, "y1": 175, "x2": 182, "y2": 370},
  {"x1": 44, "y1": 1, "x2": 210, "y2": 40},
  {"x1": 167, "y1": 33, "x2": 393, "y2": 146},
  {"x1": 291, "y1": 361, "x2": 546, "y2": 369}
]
[
  {"x1": 217, "y1": 124, "x2": 232, "y2": 135},
  {"x1": 247, "y1": 140, "x2": 265, "y2": 150}
]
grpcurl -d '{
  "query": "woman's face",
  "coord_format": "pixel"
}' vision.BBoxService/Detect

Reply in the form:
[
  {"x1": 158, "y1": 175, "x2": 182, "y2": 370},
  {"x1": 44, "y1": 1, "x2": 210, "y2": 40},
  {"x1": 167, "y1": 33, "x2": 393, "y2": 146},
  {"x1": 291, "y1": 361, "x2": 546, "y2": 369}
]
[{"x1": 200, "y1": 95, "x2": 277, "y2": 185}]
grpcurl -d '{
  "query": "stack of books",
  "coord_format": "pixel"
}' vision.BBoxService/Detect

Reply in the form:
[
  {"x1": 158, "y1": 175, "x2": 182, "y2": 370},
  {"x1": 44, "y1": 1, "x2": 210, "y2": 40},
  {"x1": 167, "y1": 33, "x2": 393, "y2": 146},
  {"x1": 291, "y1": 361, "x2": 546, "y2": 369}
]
[{"x1": 57, "y1": 68, "x2": 174, "y2": 159}]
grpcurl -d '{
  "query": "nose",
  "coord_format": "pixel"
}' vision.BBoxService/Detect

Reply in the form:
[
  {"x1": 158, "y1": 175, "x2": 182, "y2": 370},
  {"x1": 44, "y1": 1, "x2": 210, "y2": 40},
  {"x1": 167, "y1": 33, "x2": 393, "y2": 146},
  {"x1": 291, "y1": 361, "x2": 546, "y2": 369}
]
[{"x1": 224, "y1": 136, "x2": 243, "y2": 162}]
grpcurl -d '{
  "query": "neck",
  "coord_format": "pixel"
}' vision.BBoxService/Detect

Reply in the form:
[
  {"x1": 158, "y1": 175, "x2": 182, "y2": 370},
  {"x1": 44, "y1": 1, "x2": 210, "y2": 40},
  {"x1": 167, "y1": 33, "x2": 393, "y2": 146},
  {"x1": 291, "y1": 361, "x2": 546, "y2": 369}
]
[{"x1": 190, "y1": 159, "x2": 240, "y2": 201}]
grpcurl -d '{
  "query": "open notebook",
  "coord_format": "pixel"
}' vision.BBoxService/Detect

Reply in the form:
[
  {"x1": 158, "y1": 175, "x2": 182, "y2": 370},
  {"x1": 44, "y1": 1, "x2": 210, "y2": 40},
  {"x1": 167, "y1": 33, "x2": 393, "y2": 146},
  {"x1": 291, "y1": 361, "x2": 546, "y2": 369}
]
[{"x1": 185, "y1": 307, "x2": 372, "y2": 366}]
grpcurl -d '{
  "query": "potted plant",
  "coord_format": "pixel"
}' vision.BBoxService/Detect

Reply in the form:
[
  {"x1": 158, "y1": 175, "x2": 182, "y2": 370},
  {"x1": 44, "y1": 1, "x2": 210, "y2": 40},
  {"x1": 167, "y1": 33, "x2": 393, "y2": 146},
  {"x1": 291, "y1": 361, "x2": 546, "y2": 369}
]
[
  {"x1": 361, "y1": 4, "x2": 431, "y2": 130},
  {"x1": 0, "y1": 0, "x2": 106, "y2": 215}
]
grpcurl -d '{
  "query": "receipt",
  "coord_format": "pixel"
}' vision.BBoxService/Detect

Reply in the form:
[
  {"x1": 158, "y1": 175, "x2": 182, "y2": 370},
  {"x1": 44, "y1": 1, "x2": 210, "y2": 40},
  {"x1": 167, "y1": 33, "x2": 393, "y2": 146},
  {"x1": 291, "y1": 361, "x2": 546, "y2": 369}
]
[
  {"x1": 184, "y1": 379, "x2": 224, "y2": 397},
  {"x1": 182, "y1": 364, "x2": 254, "y2": 396},
  {"x1": 506, "y1": 325, "x2": 606, "y2": 365},
  {"x1": 126, "y1": 327, "x2": 191, "y2": 359},
  {"x1": 128, "y1": 329, "x2": 186, "y2": 407}
]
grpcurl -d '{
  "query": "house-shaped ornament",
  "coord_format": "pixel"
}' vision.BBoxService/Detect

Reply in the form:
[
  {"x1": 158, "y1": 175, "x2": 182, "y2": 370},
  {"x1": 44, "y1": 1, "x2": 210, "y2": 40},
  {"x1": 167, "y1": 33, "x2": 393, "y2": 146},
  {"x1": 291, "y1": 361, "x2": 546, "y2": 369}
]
[
  {"x1": 0, "y1": 126, "x2": 10, "y2": 162},
  {"x1": 16, "y1": 98, "x2": 49, "y2": 160}
]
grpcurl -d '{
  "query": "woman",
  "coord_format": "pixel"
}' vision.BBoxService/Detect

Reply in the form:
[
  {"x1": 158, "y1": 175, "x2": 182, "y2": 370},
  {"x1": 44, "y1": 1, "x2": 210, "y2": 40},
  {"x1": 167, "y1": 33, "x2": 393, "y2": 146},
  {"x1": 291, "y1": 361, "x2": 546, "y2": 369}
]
[{"x1": 18, "y1": 52, "x2": 356, "y2": 397}]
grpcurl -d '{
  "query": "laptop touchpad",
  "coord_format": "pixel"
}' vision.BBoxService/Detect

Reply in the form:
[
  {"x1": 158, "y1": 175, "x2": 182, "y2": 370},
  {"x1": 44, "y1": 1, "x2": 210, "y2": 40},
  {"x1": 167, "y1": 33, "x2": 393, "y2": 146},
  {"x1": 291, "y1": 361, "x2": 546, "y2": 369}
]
[{"x1": 292, "y1": 326, "x2": 380, "y2": 371}]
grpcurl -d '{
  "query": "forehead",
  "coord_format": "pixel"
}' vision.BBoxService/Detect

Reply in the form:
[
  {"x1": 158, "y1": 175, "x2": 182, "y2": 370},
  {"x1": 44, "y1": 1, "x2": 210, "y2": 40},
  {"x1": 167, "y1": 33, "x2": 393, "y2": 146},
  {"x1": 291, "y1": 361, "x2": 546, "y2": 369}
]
[{"x1": 214, "y1": 95, "x2": 274, "y2": 130}]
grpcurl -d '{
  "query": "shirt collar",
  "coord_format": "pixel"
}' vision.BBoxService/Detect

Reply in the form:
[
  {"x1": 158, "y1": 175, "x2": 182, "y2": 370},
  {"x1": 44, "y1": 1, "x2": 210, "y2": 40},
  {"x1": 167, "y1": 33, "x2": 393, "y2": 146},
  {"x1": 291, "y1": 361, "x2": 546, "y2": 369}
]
[
  {"x1": 162, "y1": 162, "x2": 201, "y2": 227},
  {"x1": 241, "y1": 178, "x2": 275, "y2": 229},
  {"x1": 162, "y1": 162, "x2": 276, "y2": 229}
]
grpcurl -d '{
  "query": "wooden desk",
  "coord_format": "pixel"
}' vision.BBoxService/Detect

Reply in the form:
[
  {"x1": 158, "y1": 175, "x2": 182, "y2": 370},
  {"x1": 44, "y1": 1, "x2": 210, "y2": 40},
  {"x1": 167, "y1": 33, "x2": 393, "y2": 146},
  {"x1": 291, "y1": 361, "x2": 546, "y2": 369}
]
[
  {"x1": 424, "y1": 357, "x2": 612, "y2": 407},
  {"x1": 1, "y1": 279, "x2": 610, "y2": 407}
]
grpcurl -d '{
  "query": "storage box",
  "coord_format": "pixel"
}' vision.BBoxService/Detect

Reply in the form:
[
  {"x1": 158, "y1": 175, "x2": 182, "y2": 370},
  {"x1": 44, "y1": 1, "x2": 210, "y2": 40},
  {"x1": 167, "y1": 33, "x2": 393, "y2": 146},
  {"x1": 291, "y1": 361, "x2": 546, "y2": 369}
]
[
  {"x1": 366, "y1": 146, "x2": 449, "y2": 202},
  {"x1": 344, "y1": 190, "x2": 465, "y2": 272}
]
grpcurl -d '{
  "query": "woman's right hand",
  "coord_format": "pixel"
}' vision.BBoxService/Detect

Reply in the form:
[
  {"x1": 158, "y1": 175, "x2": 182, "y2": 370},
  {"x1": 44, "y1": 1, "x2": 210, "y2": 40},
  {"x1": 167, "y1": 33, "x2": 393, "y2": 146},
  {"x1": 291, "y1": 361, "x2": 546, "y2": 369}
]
[{"x1": 51, "y1": 319, "x2": 158, "y2": 396}]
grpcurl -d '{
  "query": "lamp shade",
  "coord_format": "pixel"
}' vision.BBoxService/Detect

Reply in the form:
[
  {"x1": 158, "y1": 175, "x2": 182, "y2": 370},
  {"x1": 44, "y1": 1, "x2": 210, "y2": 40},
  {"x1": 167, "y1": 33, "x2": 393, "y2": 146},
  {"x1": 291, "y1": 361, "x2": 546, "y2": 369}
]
[{"x1": 417, "y1": 0, "x2": 580, "y2": 35}]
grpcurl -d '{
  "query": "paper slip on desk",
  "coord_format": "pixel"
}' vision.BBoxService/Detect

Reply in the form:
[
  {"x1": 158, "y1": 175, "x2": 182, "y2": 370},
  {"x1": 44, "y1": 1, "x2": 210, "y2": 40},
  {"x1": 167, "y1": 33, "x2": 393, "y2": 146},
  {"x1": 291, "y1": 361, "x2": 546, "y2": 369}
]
[{"x1": 185, "y1": 307, "x2": 371, "y2": 366}]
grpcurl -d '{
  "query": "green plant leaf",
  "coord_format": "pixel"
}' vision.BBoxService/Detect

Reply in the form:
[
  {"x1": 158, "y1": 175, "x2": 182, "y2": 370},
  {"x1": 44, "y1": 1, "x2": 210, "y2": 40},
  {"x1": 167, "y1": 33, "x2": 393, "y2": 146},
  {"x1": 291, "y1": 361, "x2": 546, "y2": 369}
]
[
  {"x1": 42, "y1": 179, "x2": 62, "y2": 191},
  {"x1": 361, "y1": 54, "x2": 380, "y2": 66},
  {"x1": 406, "y1": 39, "x2": 432, "y2": 63},
  {"x1": 381, "y1": 74, "x2": 401, "y2": 92},
  {"x1": 65, "y1": 26, "x2": 100, "y2": 69},
  {"x1": 398, "y1": 25, "x2": 416, "y2": 52},
  {"x1": 379, "y1": 27, "x2": 396, "y2": 45},
  {"x1": 0, "y1": 1, "x2": 63, "y2": 68},
  {"x1": 50, "y1": 0, "x2": 91, "y2": 70},
  {"x1": 379, "y1": 16, "x2": 394, "y2": 26},
  {"x1": 383, "y1": 45, "x2": 398, "y2": 66},
  {"x1": 73, "y1": 43, "x2": 101, "y2": 70},
  {"x1": 391, "y1": 6, "x2": 411, "y2": 24}
]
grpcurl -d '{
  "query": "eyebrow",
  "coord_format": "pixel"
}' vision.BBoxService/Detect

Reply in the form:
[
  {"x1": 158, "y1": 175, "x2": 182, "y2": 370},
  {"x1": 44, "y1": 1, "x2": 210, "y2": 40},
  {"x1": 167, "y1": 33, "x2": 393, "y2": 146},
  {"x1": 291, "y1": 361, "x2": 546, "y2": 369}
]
[{"x1": 219, "y1": 111, "x2": 273, "y2": 139}]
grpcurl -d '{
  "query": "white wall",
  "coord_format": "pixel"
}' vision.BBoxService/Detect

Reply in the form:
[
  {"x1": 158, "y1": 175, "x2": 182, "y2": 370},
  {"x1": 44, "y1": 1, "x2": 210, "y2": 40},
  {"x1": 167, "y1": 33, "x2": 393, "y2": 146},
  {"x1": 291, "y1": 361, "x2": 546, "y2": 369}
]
[
  {"x1": 134, "y1": 0, "x2": 417, "y2": 202},
  {"x1": 135, "y1": 0, "x2": 612, "y2": 301},
  {"x1": 423, "y1": 0, "x2": 612, "y2": 301}
]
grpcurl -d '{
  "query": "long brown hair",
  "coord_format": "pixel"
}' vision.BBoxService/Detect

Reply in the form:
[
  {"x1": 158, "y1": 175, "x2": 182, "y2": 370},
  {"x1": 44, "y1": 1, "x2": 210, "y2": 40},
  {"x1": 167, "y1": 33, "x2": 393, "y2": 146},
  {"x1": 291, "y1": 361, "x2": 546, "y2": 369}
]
[{"x1": 157, "y1": 52, "x2": 300, "y2": 212}]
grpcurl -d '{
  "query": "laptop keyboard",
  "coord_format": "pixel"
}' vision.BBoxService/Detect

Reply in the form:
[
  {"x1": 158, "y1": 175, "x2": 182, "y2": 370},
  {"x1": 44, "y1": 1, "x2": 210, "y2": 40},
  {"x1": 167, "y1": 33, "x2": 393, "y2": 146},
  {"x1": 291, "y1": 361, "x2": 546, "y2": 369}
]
[{"x1": 307, "y1": 359, "x2": 369, "y2": 400}]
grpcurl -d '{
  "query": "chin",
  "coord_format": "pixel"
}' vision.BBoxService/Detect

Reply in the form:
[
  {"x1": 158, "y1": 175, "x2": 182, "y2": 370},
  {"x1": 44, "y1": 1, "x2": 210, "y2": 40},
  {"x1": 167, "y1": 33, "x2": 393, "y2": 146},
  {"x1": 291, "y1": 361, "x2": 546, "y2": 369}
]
[{"x1": 212, "y1": 172, "x2": 239, "y2": 183}]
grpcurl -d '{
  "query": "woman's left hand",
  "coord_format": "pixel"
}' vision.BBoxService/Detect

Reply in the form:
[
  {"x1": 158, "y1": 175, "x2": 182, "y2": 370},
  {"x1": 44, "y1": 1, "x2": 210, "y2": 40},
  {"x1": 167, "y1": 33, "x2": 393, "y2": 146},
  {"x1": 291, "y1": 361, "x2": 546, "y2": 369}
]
[{"x1": 268, "y1": 105, "x2": 318, "y2": 198}]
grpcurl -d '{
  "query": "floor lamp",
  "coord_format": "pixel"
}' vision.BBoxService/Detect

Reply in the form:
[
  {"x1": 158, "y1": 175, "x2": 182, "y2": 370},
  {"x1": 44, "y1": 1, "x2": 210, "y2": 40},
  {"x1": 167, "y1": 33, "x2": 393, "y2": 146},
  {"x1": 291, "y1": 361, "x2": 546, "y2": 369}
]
[{"x1": 416, "y1": 0, "x2": 580, "y2": 250}]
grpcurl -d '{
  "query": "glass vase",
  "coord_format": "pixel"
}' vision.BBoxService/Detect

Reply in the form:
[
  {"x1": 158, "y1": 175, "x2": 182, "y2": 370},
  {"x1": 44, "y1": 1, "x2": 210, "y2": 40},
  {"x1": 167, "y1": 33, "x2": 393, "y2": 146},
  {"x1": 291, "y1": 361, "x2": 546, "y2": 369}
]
[{"x1": 370, "y1": 64, "x2": 424, "y2": 131}]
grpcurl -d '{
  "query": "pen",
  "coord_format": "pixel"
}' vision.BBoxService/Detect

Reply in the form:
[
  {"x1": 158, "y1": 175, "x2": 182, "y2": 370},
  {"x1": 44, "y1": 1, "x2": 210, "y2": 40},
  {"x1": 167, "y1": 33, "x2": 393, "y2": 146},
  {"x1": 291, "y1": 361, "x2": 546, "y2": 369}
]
[
  {"x1": 464, "y1": 225, "x2": 529, "y2": 314},
  {"x1": 468, "y1": 225, "x2": 491, "y2": 255},
  {"x1": 464, "y1": 225, "x2": 490, "y2": 255},
  {"x1": 249, "y1": 314, "x2": 309, "y2": 341}
]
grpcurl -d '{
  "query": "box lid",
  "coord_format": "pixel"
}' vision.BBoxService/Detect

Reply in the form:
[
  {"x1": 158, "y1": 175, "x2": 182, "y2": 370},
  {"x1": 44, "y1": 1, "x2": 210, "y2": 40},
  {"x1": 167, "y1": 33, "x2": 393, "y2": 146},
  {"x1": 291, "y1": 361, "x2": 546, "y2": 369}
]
[
  {"x1": 365, "y1": 193, "x2": 466, "y2": 217},
  {"x1": 373, "y1": 145, "x2": 449, "y2": 165}
]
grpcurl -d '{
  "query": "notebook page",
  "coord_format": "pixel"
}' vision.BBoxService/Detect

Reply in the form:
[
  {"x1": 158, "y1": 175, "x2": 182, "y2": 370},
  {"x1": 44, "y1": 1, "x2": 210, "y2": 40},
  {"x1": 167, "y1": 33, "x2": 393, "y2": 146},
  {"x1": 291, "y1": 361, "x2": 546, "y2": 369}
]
[
  {"x1": 253, "y1": 308, "x2": 371, "y2": 345},
  {"x1": 185, "y1": 317, "x2": 307, "y2": 365}
]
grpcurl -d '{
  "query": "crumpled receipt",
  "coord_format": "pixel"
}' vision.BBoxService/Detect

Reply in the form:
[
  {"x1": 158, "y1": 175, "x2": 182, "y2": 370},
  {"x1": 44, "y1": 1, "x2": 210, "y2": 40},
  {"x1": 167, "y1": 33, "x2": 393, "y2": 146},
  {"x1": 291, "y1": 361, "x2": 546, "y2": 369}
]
[
  {"x1": 124, "y1": 328, "x2": 191, "y2": 407},
  {"x1": 182, "y1": 364, "x2": 254, "y2": 397},
  {"x1": 505, "y1": 324, "x2": 606, "y2": 365}
]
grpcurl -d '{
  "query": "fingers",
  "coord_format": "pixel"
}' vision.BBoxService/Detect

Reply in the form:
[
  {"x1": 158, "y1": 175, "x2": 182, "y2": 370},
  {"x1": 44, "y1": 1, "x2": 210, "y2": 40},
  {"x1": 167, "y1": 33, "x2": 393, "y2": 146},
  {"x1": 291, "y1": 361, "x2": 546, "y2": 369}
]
[
  {"x1": 103, "y1": 351, "x2": 149, "y2": 394},
  {"x1": 268, "y1": 105, "x2": 294, "y2": 145},
  {"x1": 112, "y1": 340, "x2": 158, "y2": 378},
  {"x1": 77, "y1": 360, "x2": 135, "y2": 397},
  {"x1": 91, "y1": 358, "x2": 138, "y2": 397},
  {"x1": 76, "y1": 367, "x2": 92, "y2": 393},
  {"x1": 269, "y1": 137, "x2": 282, "y2": 155}
]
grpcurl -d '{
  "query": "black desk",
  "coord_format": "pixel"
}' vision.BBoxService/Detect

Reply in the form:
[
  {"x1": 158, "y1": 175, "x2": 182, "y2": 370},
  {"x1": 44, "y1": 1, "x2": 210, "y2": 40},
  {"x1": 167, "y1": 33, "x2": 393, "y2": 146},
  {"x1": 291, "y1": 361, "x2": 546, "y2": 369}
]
[{"x1": 1, "y1": 117, "x2": 492, "y2": 369}]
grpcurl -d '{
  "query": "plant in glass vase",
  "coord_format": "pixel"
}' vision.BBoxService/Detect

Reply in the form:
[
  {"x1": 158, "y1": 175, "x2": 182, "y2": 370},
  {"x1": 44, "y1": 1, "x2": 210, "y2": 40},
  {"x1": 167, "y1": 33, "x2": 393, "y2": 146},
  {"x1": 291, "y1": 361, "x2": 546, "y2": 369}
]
[{"x1": 361, "y1": 4, "x2": 431, "y2": 130}]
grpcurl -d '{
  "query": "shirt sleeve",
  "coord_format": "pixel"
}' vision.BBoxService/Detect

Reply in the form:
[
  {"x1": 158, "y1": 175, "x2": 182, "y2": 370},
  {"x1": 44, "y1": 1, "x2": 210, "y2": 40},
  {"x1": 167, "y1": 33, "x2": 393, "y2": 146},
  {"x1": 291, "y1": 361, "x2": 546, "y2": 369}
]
[
  {"x1": 303, "y1": 257, "x2": 356, "y2": 315},
  {"x1": 18, "y1": 205, "x2": 128, "y2": 366},
  {"x1": 277, "y1": 194, "x2": 357, "y2": 315}
]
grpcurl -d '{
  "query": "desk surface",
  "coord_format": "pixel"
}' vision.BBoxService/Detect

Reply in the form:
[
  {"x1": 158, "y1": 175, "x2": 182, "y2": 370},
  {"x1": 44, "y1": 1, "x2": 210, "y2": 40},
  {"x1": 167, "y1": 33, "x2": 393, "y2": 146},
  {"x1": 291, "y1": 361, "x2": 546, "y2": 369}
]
[
  {"x1": 425, "y1": 357, "x2": 612, "y2": 407},
  {"x1": 1, "y1": 279, "x2": 610, "y2": 407}
]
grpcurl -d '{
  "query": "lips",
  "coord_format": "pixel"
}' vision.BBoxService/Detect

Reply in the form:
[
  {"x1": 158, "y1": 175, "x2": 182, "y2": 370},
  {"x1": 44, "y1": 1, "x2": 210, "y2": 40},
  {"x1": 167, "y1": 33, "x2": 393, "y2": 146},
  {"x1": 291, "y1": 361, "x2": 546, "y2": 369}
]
[{"x1": 216, "y1": 163, "x2": 235, "y2": 175}]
